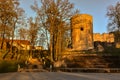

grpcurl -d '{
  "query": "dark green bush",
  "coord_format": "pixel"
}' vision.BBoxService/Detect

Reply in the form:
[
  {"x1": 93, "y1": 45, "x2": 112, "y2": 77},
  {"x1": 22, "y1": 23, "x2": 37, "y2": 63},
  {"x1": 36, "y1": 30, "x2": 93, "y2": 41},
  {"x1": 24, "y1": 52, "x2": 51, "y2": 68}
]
[{"x1": 0, "y1": 60, "x2": 18, "y2": 73}]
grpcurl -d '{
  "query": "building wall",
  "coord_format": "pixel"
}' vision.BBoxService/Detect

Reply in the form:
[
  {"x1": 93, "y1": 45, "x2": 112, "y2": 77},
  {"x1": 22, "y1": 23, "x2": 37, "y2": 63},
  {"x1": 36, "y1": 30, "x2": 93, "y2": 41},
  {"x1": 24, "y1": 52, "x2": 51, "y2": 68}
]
[
  {"x1": 35, "y1": 46, "x2": 43, "y2": 50},
  {"x1": 12, "y1": 40, "x2": 31, "y2": 50},
  {"x1": 71, "y1": 14, "x2": 94, "y2": 50}
]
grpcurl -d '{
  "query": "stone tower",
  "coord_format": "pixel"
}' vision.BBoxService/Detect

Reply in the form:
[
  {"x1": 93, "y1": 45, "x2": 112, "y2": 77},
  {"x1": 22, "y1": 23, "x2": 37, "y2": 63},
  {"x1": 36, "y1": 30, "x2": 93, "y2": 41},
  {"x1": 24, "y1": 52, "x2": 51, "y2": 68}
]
[{"x1": 71, "y1": 14, "x2": 94, "y2": 50}]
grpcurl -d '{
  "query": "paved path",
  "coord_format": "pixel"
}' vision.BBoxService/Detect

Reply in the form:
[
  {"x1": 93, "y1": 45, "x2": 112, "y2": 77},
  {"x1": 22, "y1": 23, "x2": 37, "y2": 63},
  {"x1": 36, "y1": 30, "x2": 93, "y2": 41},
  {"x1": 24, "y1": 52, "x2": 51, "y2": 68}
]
[{"x1": 0, "y1": 72, "x2": 120, "y2": 80}]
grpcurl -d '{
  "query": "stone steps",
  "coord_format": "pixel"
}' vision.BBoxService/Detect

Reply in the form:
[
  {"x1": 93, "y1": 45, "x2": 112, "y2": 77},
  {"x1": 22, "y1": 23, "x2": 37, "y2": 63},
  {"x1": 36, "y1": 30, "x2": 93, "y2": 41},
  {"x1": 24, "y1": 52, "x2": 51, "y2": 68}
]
[{"x1": 61, "y1": 53, "x2": 120, "y2": 68}]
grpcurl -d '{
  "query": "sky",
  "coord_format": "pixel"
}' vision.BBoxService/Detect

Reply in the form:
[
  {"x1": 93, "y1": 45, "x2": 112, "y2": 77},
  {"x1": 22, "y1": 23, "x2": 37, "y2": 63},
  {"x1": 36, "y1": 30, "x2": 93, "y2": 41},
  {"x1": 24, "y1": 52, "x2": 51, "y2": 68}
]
[{"x1": 20, "y1": 0, "x2": 120, "y2": 34}]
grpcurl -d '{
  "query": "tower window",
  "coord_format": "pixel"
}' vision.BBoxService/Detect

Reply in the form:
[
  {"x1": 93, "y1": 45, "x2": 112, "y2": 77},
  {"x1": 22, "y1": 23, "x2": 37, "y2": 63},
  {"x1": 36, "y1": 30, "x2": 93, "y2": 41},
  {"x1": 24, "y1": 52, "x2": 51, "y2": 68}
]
[{"x1": 80, "y1": 27, "x2": 84, "y2": 31}]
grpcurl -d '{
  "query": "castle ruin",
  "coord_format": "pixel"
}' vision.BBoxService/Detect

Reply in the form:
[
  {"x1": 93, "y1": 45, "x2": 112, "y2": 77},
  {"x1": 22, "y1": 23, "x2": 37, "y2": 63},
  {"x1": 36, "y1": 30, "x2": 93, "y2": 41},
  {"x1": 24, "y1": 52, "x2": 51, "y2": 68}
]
[
  {"x1": 71, "y1": 14, "x2": 115, "y2": 50},
  {"x1": 71, "y1": 14, "x2": 94, "y2": 50}
]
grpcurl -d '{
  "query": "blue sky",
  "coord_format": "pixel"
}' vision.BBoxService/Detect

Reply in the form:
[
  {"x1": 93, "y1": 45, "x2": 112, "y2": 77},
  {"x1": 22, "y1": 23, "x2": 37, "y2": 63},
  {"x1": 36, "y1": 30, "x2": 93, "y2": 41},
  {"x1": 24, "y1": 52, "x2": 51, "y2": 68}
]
[{"x1": 20, "y1": 0, "x2": 120, "y2": 33}]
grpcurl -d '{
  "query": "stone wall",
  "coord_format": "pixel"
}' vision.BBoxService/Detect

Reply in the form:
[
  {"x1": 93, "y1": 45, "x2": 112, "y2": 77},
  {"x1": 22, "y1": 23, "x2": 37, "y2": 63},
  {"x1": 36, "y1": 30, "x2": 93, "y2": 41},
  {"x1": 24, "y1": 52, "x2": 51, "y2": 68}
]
[{"x1": 93, "y1": 33, "x2": 114, "y2": 43}]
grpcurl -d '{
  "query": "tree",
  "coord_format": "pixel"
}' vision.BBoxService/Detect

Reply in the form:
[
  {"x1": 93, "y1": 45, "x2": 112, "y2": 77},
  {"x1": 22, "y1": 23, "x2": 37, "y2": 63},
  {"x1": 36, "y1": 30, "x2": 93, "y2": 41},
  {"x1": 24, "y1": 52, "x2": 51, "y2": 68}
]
[
  {"x1": 37, "y1": 33, "x2": 46, "y2": 48},
  {"x1": 28, "y1": 17, "x2": 39, "y2": 57},
  {"x1": 0, "y1": 0, "x2": 25, "y2": 50},
  {"x1": 106, "y1": 2, "x2": 120, "y2": 42},
  {"x1": 18, "y1": 27, "x2": 28, "y2": 40},
  {"x1": 0, "y1": 0, "x2": 25, "y2": 60},
  {"x1": 31, "y1": 0, "x2": 79, "y2": 61}
]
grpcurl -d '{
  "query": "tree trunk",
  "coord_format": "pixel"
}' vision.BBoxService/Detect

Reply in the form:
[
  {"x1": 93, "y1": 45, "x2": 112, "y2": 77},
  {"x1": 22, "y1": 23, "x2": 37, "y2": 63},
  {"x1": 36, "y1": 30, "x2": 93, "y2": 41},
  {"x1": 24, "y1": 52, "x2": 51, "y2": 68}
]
[
  {"x1": 1, "y1": 24, "x2": 6, "y2": 49},
  {"x1": 50, "y1": 34, "x2": 54, "y2": 61},
  {"x1": 10, "y1": 20, "x2": 17, "y2": 53}
]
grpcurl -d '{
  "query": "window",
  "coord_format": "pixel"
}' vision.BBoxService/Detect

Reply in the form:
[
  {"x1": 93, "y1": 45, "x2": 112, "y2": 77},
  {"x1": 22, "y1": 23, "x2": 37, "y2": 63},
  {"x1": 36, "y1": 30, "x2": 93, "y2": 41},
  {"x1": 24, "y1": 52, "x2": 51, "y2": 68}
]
[{"x1": 80, "y1": 27, "x2": 84, "y2": 31}]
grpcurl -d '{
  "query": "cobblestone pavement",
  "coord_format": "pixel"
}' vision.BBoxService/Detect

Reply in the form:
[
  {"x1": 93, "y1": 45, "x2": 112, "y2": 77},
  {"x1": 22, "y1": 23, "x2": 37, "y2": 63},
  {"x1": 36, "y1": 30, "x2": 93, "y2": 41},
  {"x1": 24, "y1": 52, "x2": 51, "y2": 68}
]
[{"x1": 0, "y1": 72, "x2": 120, "y2": 80}]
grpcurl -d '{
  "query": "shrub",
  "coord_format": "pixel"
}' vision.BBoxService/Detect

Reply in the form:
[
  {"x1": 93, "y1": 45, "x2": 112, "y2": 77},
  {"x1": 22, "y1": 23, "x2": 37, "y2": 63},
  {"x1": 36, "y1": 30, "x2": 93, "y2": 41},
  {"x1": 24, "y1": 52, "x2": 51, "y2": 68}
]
[{"x1": 0, "y1": 60, "x2": 18, "y2": 73}]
